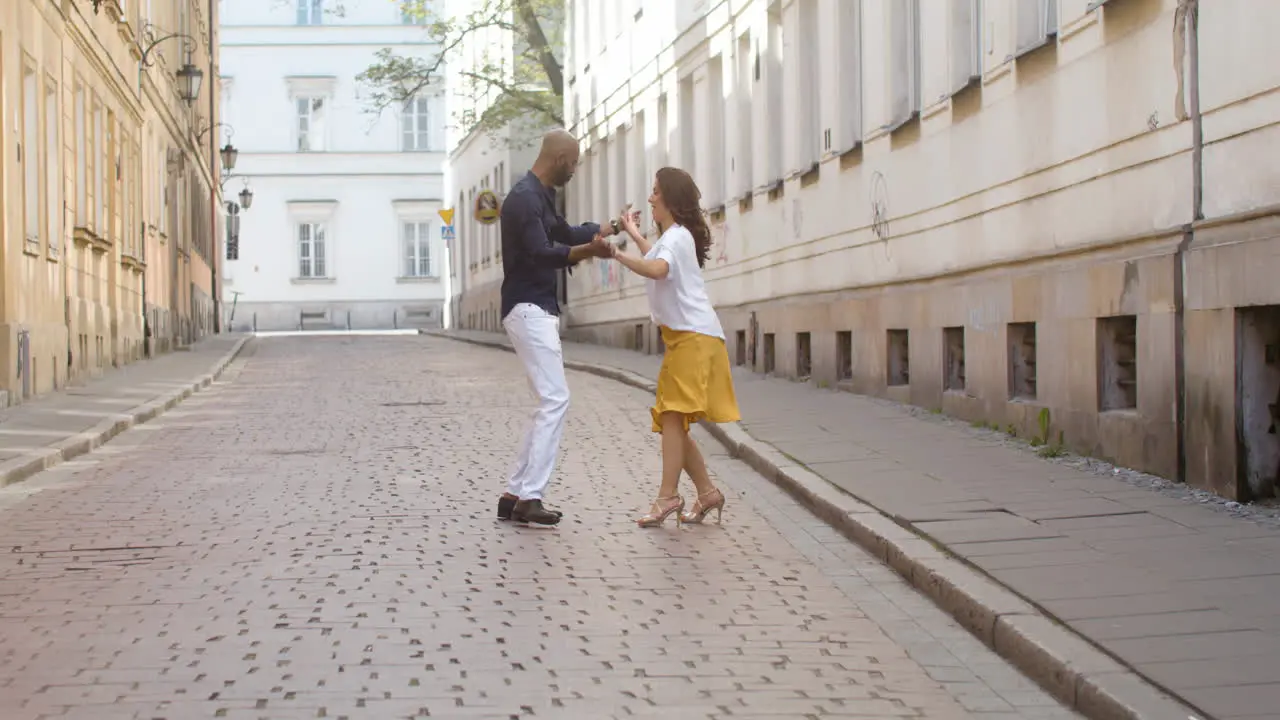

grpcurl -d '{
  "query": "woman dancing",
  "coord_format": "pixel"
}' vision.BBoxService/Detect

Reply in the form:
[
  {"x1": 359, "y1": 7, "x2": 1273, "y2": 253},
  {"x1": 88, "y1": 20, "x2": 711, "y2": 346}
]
[{"x1": 608, "y1": 167, "x2": 741, "y2": 528}]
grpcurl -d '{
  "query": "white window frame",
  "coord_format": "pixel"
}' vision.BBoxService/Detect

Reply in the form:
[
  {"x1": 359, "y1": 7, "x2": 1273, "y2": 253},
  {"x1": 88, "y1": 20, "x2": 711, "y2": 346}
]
[
  {"x1": 297, "y1": 222, "x2": 328, "y2": 278},
  {"x1": 289, "y1": 201, "x2": 337, "y2": 281},
  {"x1": 295, "y1": 97, "x2": 326, "y2": 152},
  {"x1": 287, "y1": 77, "x2": 336, "y2": 153},
  {"x1": 402, "y1": 220, "x2": 433, "y2": 278},
  {"x1": 401, "y1": 95, "x2": 431, "y2": 151}
]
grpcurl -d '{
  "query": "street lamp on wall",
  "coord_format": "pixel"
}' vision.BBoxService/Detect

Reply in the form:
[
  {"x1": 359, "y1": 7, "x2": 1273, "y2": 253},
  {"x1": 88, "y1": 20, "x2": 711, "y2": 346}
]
[
  {"x1": 139, "y1": 23, "x2": 203, "y2": 107},
  {"x1": 176, "y1": 62, "x2": 204, "y2": 105},
  {"x1": 238, "y1": 184, "x2": 254, "y2": 210},
  {"x1": 197, "y1": 122, "x2": 239, "y2": 172}
]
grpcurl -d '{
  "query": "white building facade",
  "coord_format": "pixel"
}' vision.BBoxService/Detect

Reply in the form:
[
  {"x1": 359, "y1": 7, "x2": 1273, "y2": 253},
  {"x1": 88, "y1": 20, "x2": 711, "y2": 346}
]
[
  {"x1": 562, "y1": 0, "x2": 1280, "y2": 501},
  {"x1": 219, "y1": 0, "x2": 448, "y2": 332}
]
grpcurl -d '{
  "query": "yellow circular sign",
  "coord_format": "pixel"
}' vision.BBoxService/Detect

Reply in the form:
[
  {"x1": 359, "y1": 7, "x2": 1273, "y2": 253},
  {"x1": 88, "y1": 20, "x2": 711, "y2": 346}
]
[{"x1": 475, "y1": 190, "x2": 501, "y2": 226}]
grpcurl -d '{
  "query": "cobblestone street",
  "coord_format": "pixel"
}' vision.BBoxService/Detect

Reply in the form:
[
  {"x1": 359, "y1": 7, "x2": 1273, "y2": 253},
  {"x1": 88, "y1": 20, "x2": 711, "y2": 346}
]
[{"x1": 0, "y1": 335, "x2": 1075, "y2": 720}]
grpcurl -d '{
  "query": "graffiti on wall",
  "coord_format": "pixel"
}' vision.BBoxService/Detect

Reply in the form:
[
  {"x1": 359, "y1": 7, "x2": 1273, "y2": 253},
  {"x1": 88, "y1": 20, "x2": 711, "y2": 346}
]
[
  {"x1": 596, "y1": 257, "x2": 621, "y2": 291},
  {"x1": 714, "y1": 221, "x2": 730, "y2": 265}
]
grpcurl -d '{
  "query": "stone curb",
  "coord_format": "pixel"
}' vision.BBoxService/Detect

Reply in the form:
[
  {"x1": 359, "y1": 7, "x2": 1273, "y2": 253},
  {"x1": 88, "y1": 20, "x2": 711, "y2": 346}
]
[
  {"x1": 0, "y1": 336, "x2": 252, "y2": 489},
  {"x1": 427, "y1": 330, "x2": 1205, "y2": 720}
]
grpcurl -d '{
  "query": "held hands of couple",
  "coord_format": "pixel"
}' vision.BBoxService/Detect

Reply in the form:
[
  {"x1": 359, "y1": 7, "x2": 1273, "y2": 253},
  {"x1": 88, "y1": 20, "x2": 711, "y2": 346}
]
[{"x1": 588, "y1": 233, "x2": 616, "y2": 259}]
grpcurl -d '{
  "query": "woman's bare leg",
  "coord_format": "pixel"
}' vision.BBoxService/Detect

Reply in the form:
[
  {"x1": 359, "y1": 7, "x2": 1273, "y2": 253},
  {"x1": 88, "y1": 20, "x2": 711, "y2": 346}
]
[
  {"x1": 682, "y1": 431, "x2": 716, "y2": 496},
  {"x1": 658, "y1": 411, "x2": 687, "y2": 498}
]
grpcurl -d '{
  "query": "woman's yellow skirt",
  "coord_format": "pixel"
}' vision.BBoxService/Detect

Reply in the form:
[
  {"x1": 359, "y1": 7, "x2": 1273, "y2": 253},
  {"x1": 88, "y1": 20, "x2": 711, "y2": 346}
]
[{"x1": 651, "y1": 326, "x2": 741, "y2": 433}]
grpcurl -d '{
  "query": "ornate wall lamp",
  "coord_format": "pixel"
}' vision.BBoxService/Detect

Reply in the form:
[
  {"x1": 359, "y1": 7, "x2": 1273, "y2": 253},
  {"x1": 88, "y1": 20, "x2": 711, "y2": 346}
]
[
  {"x1": 196, "y1": 122, "x2": 239, "y2": 173},
  {"x1": 139, "y1": 23, "x2": 203, "y2": 106}
]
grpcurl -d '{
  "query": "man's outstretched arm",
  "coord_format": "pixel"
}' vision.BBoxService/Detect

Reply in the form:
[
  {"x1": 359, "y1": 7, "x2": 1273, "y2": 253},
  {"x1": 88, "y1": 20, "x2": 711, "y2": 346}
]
[{"x1": 552, "y1": 218, "x2": 609, "y2": 247}]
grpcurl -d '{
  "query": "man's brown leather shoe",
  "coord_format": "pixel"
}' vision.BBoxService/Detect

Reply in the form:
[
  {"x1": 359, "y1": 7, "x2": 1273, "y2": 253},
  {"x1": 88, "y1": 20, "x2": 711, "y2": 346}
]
[
  {"x1": 498, "y1": 494, "x2": 562, "y2": 521},
  {"x1": 512, "y1": 499, "x2": 561, "y2": 525}
]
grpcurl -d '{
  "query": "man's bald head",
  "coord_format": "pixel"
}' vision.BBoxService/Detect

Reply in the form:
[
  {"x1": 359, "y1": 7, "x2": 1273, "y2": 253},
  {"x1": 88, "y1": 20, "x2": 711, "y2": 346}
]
[{"x1": 532, "y1": 129, "x2": 581, "y2": 187}]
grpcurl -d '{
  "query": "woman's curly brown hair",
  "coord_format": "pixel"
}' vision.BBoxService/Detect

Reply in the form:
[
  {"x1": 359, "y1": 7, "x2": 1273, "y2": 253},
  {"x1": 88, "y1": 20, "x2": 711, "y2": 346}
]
[{"x1": 655, "y1": 167, "x2": 711, "y2": 268}]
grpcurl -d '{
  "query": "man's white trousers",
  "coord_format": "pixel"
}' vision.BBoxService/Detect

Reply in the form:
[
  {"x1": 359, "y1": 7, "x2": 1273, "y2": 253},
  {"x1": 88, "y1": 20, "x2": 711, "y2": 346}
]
[{"x1": 502, "y1": 303, "x2": 569, "y2": 500}]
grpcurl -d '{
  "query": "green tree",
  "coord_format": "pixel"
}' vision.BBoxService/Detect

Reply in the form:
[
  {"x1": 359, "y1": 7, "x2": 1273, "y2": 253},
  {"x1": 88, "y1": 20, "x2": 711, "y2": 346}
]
[{"x1": 356, "y1": 0, "x2": 564, "y2": 147}]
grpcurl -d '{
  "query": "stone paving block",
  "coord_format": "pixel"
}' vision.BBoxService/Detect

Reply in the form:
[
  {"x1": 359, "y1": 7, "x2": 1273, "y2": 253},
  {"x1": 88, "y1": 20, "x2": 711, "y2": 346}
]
[
  {"x1": 437, "y1": 329, "x2": 1276, "y2": 720},
  {"x1": 0, "y1": 336, "x2": 1083, "y2": 720}
]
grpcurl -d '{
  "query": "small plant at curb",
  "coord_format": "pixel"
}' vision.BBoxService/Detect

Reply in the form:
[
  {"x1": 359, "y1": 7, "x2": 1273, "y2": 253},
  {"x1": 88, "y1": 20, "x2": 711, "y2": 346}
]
[{"x1": 1032, "y1": 409, "x2": 1067, "y2": 458}]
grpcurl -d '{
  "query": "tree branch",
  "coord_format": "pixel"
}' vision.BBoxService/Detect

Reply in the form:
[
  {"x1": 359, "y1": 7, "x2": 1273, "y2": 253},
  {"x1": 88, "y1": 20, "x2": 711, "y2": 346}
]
[{"x1": 512, "y1": 0, "x2": 563, "y2": 99}]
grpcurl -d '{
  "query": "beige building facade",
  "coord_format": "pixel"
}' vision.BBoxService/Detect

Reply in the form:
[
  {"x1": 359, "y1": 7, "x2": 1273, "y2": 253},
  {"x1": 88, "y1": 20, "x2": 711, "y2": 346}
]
[
  {"x1": 0, "y1": 0, "x2": 223, "y2": 406},
  {"x1": 498, "y1": 0, "x2": 1280, "y2": 501}
]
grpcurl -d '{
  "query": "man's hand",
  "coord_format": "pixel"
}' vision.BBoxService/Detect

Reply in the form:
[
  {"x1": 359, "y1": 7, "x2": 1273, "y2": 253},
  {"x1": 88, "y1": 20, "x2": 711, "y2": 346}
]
[
  {"x1": 566, "y1": 233, "x2": 616, "y2": 263},
  {"x1": 589, "y1": 233, "x2": 616, "y2": 258}
]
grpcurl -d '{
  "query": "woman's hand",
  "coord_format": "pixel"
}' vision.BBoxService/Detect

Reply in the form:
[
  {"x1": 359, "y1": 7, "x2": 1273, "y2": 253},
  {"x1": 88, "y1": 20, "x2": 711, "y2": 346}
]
[{"x1": 619, "y1": 204, "x2": 642, "y2": 236}]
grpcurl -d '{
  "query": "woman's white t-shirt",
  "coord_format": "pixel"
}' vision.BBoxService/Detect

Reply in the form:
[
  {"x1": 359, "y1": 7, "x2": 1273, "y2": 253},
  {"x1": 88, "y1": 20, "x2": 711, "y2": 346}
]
[{"x1": 644, "y1": 224, "x2": 725, "y2": 340}]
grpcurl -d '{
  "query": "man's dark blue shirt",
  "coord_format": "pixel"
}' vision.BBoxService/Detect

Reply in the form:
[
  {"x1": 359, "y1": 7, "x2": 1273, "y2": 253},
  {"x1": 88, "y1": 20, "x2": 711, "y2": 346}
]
[{"x1": 500, "y1": 171, "x2": 600, "y2": 320}]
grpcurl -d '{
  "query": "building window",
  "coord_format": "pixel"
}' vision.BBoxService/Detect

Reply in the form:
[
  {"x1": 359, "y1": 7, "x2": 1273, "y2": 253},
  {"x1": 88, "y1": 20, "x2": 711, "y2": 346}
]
[
  {"x1": 22, "y1": 62, "x2": 40, "y2": 246},
  {"x1": 45, "y1": 78, "x2": 60, "y2": 258},
  {"x1": 75, "y1": 84, "x2": 87, "y2": 228},
  {"x1": 401, "y1": 96, "x2": 431, "y2": 151},
  {"x1": 93, "y1": 100, "x2": 105, "y2": 234},
  {"x1": 296, "y1": 97, "x2": 326, "y2": 151},
  {"x1": 403, "y1": 221, "x2": 431, "y2": 277},
  {"x1": 297, "y1": 0, "x2": 323, "y2": 25},
  {"x1": 298, "y1": 222, "x2": 327, "y2": 278}
]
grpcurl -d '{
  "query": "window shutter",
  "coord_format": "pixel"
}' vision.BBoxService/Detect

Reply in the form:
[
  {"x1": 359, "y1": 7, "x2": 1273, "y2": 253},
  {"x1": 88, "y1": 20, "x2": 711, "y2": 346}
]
[
  {"x1": 950, "y1": 0, "x2": 980, "y2": 95},
  {"x1": 887, "y1": 0, "x2": 921, "y2": 132},
  {"x1": 1015, "y1": 0, "x2": 1058, "y2": 59},
  {"x1": 834, "y1": 0, "x2": 863, "y2": 154}
]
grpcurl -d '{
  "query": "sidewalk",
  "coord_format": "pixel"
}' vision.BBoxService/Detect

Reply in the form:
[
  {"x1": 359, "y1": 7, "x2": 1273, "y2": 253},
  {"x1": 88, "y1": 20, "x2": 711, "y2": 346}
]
[
  {"x1": 436, "y1": 329, "x2": 1280, "y2": 720},
  {"x1": 0, "y1": 334, "x2": 248, "y2": 488}
]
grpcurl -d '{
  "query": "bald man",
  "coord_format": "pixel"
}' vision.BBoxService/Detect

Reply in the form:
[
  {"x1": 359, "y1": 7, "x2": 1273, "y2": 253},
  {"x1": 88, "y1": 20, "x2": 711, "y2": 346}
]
[{"x1": 497, "y1": 130, "x2": 621, "y2": 526}]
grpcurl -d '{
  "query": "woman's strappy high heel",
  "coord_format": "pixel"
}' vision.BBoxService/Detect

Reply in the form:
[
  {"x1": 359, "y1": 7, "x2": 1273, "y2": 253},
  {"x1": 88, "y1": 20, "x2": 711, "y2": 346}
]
[
  {"x1": 681, "y1": 488, "x2": 725, "y2": 525},
  {"x1": 637, "y1": 495, "x2": 685, "y2": 528}
]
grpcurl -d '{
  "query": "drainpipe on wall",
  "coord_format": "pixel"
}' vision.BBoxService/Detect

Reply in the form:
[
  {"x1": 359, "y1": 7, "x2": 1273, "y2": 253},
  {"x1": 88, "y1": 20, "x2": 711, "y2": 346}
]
[
  {"x1": 141, "y1": 220, "x2": 150, "y2": 357},
  {"x1": 208, "y1": 0, "x2": 221, "y2": 334},
  {"x1": 1173, "y1": 0, "x2": 1203, "y2": 485}
]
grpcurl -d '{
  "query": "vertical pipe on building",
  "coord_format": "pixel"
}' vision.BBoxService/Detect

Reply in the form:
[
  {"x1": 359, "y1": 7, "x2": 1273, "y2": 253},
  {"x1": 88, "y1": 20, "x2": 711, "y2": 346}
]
[
  {"x1": 1174, "y1": 0, "x2": 1202, "y2": 485},
  {"x1": 209, "y1": 0, "x2": 221, "y2": 334}
]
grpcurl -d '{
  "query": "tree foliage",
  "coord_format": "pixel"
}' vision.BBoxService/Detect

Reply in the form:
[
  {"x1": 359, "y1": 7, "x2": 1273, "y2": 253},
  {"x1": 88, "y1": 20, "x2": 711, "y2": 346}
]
[{"x1": 357, "y1": 0, "x2": 565, "y2": 147}]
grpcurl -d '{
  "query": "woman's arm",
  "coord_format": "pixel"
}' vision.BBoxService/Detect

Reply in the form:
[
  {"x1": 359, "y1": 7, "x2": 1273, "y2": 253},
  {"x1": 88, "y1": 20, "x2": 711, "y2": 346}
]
[
  {"x1": 626, "y1": 226, "x2": 655, "y2": 256},
  {"x1": 613, "y1": 246, "x2": 670, "y2": 280}
]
